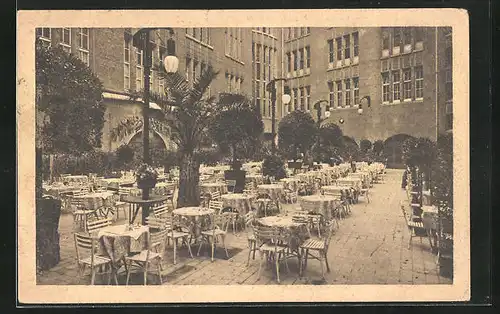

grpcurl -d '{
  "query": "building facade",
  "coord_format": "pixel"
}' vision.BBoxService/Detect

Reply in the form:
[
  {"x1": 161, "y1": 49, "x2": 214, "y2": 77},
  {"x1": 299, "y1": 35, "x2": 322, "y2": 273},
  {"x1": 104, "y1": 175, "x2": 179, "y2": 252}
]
[{"x1": 36, "y1": 26, "x2": 452, "y2": 165}]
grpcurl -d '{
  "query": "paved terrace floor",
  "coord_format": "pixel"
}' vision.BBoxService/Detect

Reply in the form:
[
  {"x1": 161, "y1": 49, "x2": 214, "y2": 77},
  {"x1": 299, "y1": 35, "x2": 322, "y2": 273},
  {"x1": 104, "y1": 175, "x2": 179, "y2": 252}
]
[{"x1": 36, "y1": 169, "x2": 452, "y2": 285}]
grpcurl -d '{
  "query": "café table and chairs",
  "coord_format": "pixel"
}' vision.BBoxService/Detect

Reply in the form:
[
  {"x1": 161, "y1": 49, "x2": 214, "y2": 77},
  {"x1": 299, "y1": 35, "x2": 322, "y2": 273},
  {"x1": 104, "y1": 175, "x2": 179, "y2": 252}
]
[
  {"x1": 200, "y1": 182, "x2": 228, "y2": 195},
  {"x1": 257, "y1": 184, "x2": 284, "y2": 213},
  {"x1": 254, "y1": 215, "x2": 309, "y2": 283},
  {"x1": 299, "y1": 194, "x2": 341, "y2": 231},
  {"x1": 172, "y1": 206, "x2": 214, "y2": 263},
  {"x1": 220, "y1": 193, "x2": 256, "y2": 233},
  {"x1": 122, "y1": 195, "x2": 169, "y2": 226}
]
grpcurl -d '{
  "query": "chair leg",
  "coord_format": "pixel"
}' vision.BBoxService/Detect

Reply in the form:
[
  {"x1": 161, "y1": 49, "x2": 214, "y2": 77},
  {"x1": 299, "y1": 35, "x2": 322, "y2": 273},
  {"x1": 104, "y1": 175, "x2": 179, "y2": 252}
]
[
  {"x1": 185, "y1": 237, "x2": 194, "y2": 258},
  {"x1": 247, "y1": 241, "x2": 253, "y2": 266},
  {"x1": 325, "y1": 251, "x2": 330, "y2": 272},
  {"x1": 257, "y1": 251, "x2": 265, "y2": 281},
  {"x1": 222, "y1": 236, "x2": 229, "y2": 259},
  {"x1": 211, "y1": 237, "x2": 215, "y2": 262},
  {"x1": 157, "y1": 261, "x2": 163, "y2": 284},
  {"x1": 173, "y1": 239, "x2": 177, "y2": 264},
  {"x1": 143, "y1": 262, "x2": 148, "y2": 285},
  {"x1": 320, "y1": 255, "x2": 325, "y2": 279},
  {"x1": 90, "y1": 267, "x2": 96, "y2": 285},
  {"x1": 275, "y1": 253, "x2": 281, "y2": 283},
  {"x1": 197, "y1": 238, "x2": 204, "y2": 256}
]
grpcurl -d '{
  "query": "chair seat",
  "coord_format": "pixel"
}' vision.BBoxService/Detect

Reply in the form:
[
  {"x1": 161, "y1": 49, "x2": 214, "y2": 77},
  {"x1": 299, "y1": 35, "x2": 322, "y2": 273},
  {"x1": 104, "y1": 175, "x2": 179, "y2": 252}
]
[
  {"x1": 201, "y1": 229, "x2": 227, "y2": 236},
  {"x1": 74, "y1": 209, "x2": 95, "y2": 215},
  {"x1": 247, "y1": 233, "x2": 256, "y2": 241},
  {"x1": 408, "y1": 221, "x2": 425, "y2": 229},
  {"x1": 115, "y1": 201, "x2": 127, "y2": 206},
  {"x1": 79, "y1": 255, "x2": 112, "y2": 266},
  {"x1": 300, "y1": 238, "x2": 325, "y2": 250},
  {"x1": 259, "y1": 243, "x2": 287, "y2": 252},
  {"x1": 126, "y1": 250, "x2": 162, "y2": 262},
  {"x1": 168, "y1": 230, "x2": 191, "y2": 239}
]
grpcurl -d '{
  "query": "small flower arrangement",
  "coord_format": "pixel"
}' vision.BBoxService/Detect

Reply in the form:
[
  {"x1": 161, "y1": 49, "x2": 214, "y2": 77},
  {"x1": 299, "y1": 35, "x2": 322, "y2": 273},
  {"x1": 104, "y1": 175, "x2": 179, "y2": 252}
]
[{"x1": 135, "y1": 163, "x2": 158, "y2": 189}]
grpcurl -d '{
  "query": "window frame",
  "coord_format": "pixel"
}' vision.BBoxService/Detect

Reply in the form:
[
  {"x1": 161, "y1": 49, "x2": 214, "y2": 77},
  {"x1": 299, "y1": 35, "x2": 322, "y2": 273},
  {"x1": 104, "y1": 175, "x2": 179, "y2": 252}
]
[
  {"x1": 353, "y1": 31, "x2": 359, "y2": 57},
  {"x1": 328, "y1": 81, "x2": 335, "y2": 108},
  {"x1": 382, "y1": 72, "x2": 391, "y2": 103},
  {"x1": 403, "y1": 68, "x2": 412, "y2": 101},
  {"x1": 123, "y1": 35, "x2": 131, "y2": 91},
  {"x1": 78, "y1": 28, "x2": 90, "y2": 66},
  {"x1": 328, "y1": 39, "x2": 334, "y2": 63},
  {"x1": 336, "y1": 37, "x2": 342, "y2": 61},
  {"x1": 135, "y1": 48, "x2": 144, "y2": 91},
  {"x1": 392, "y1": 70, "x2": 401, "y2": 103},
  {"x1": 336, "y1": 80, "x2": 343, "y2": 108},
  {"x1": 305, "y1": 46, "x2": 311, "y2": 68},
  {"x1": 344, "y1": 78, "x2": 351, "y2": 107},
  {"x1": 60, "y1": 27, "x2": 71, "y2": 53},
  {"x1": 344, "y1": 35, "x2": 351, "y2": 60},
  {"x1": 353, "y1": 77, "x2": 360, "y2": 106}
]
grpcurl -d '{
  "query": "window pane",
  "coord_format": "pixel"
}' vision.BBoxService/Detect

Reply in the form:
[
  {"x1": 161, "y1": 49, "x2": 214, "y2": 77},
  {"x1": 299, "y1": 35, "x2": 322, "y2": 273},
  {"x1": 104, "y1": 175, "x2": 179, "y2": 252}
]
[
  {"x1": 336, "y1": 37, "x2": 342, "y2": 61},
  {"x1": 306, "y1": 46, "x2": 311, "y2": 68},
  {"x1": 344, "y1": 35, "x2": 351, "y2": 59}
]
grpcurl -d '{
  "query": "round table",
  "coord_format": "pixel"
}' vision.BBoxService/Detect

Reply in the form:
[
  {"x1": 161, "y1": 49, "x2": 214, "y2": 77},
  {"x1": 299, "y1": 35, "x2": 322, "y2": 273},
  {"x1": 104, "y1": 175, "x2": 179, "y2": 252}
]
[
  {"x1": 337, "y1": 177, "x2": 362, "y2": 191},
  {"x1": 173, "y1": 207, "x2": 215, "y2": 238},
  {"x1": 221, "y1": 193, "x2": 255, "y2": 215},
  {"x1": 246, "y1": 174, "x2": 264, "y2": 188},
  {"x1": 74, "y1": 191, "x2": 118, "y2": 210},
  {"x1": 122, "y1": 195, "x2": 169, "y2": 225},
  {"x1": 299, "y1": 195, "x2": 341, "y2": 221},
  {"x1": 257, "y1": 216, "x2": 309, "y2": 252},
  {"x1": 280, "y1": 178, "x2": 301, "y2": 192},
  {"x1": 257, "y1": 184, "x2": 284, "y2": 201},
  {"x1": 200, "y1": 182, "x2": 228, "y2": 195}
]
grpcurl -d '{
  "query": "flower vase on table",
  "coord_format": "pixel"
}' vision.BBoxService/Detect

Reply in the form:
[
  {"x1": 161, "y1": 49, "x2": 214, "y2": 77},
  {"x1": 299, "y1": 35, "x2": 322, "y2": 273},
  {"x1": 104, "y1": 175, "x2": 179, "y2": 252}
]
[{"x1": 135, "y1": 163, "x2": 159, "y2": 200}]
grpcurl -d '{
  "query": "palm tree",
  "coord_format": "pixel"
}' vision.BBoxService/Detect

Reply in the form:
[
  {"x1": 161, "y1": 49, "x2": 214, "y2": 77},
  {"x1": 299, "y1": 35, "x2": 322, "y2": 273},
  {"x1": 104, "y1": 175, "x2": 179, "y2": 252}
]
[{"x1": 111, "y1": 66, "x2": 222, "y2": 207}]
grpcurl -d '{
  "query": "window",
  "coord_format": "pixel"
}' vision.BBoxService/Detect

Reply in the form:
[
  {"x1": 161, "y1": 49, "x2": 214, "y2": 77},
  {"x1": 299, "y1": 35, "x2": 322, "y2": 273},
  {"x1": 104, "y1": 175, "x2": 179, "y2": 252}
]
[
  {"x1": 78, "y1": 28, "x2": 89, "y2": 66},
  {"x1": 256, "y1": 44, "x2": 261, "y2": 78},
  {"x1": 353, "y1": 32, "x2": 359, "y2": 57},
  {"x1": 344, "y1": 35, "x2": 351, "y2": 59},
  {"x1": 263, "y1": 46, "x2": 267, "y2": 79},
  {"x1": 292, "y1": 88, "x2": 298, "y2": 110},
  {"x1": 336, "y1": 81, "x2": 343, "y2": 107},
  {"x1": 193, "y1": 61, "x2": 198, "y2": 80},
  {"x1": 299, "y1": 48, "x2": 304, "y2": 70},
  {"x1": 306, "y1": 86, "x2": 311, "y2": 111},
  {"x1": 382, "y1": 72, "x2": 390, "y2": 103},
  {"x1": 415, "y1": 28, "x2": 424, "y2": 43},
  {"x1": 382, "y1": 31, "x2": 390, "y2": 50},
  {"x1": 293, "y1": 51, "x2": 298, "y2": 71},
  {"x1": 336, "y1": 37, "x2": 342, "y2": 61},
  {"x1": 135, "y1": 48, "x2": 143, "y2": 91},
  {"x1": 185, "y1": 57, "x2": 191, "y2": 82},
  {"x1": 445, "y1": 46, "x2": 452, "y2": 68},
  {"x1": 403, "y1": 27, "x2": 412, "y2": 46},
  {"x1": 60, "y1": 28, "x2": 71, "y2": 53},
  {"x1": 268, "y1": 48, "x2": 272, "y2": 81},
  {"x1": 328, "y1": 82, "x2": 335, "y2": 108},
  {"x1": 305, "y1": 46, "x2": 311, "y2": 68},
  {"x1": 392, "y1": 70, "x2": 401, "y2": 101},
  {"x1": 393, "y1": 28, "x2": 401, "y2": 48},
  {"x1": 286, "y1": 52, "x2": 291, "y2": 72},
  {"x1": 36, "y1": 28, "x2": 52, "y2": 47},
  {"x1": 415, "y1": 66, "x2": 423, "y2": 99},
  {"x1": 445, "y1": 69, "x2": 453, "y2": 101},
  {"x1": 299, "y1": 87, "x2": 305, "y2": 110},
  {"x1": 36, "y1": 27, "x2": 51, "y2": 39},
  {"x1": 328, "y1": 39, "x2": 334, "y2": 63},
  {"x1": 403, "y1": 68, "x2": 412, "y2": 100},
  {"x1": 124, "y1": 36, "x2": 131, "y2": 90},
  {"x1": 353, "y1": 77, "x2": 359, "y2": 105},
  {"x1": 344, "y1": 79, "x2": 351, "y2": 107},
  {"x1": 149, "y1": 69, "x2": 154, "y2": 92}
]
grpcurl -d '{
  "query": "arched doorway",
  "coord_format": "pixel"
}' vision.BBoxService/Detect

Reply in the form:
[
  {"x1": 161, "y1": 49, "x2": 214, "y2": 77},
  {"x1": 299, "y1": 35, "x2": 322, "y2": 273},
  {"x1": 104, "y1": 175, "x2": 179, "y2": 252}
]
[
  {"x1": 128, "y1": 131, "x2": 168, "y2": 167},
  {"x1": 383, "y1": 133, "x2": 416, "y2": 169}
]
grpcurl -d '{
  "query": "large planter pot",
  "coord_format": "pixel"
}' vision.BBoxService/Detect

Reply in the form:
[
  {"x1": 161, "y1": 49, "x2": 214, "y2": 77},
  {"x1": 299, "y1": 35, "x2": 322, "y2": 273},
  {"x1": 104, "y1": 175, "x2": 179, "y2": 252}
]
[
  {"x1": 224, "y1": 170, "x2": 246, "y2": 193},
  {"x1": 36, "y1": 196, "x2": 62, "y2": 272},
  {"x1": 137, "y1": 179, "x2": 157, "y2": 200}
]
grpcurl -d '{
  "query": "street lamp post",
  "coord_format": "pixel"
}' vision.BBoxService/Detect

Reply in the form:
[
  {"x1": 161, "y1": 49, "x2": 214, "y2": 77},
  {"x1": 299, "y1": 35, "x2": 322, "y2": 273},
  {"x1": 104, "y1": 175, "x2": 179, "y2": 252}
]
[
  {"x1": 313, "y1": 100, "x2": 330, "y2": 163},
  {"x1": 266, "y1": 78, "x2": 290, "y2": 154},
  {"x1": 132, "y1": 28, "x2": 178, "y2": 221}
]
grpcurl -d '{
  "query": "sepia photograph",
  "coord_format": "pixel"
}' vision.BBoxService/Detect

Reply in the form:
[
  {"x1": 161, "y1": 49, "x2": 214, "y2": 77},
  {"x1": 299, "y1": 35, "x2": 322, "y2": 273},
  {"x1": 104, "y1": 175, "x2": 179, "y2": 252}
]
[{"x1": 17, "y1": 9, "x2": 470, "y2": 303}]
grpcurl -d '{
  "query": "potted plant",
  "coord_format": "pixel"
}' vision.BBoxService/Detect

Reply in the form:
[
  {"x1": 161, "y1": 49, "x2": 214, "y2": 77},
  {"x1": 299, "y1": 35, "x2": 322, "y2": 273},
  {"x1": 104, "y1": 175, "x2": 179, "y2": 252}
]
[
  {"x1": 209, "y1": 94, "x2": 264, "y2": 193},
  {"x1": 135, "y1": 163, "x2": 159, "y2": 200}
]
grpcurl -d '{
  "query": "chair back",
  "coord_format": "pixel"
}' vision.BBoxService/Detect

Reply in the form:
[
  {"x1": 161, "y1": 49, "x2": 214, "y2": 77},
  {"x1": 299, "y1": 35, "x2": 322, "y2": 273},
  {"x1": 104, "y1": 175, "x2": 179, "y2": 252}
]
[
  {"x1": 211, "y1": 213, "x2": 230, "y2": 232},
  {"x1": 74, "y1": 232, "x2": 99, "y2": 266},
  {"x1": 209, "y1": 200, "x2": 224, "y2": 213},
  {"x1": 226, "y1": 180, "x2": 236, "y2": 193},
  {"x1": 149, "y1": 228, "x2": 169, "y2": 255},
  {"x1": 254, "y1": 224, "x2": 279, "y2": 244},
  {"x1": 210, "y1": 191, "x2": 221, "y2": 201},
  {"x1": 400, "y1": 201, "x2": 411, "y2": 226},
  {"x1": 322, "y1": 221, "x2": 336, "y2": 250},
  {"x1": 152, "y1": 203, "x2": 169, "y2": 217},
  {"x1": 146, "y1": 215, "x2": 167, "y2": 231},
  {"x1": 72, "y1": 190, "x2": 87, "y2": 197},
  {"x1": 86, "y1": 218, "x2": 112, "y2": 234},
  {"x1": 244, "y1": 211, "x2": 256, "y2": 227}
]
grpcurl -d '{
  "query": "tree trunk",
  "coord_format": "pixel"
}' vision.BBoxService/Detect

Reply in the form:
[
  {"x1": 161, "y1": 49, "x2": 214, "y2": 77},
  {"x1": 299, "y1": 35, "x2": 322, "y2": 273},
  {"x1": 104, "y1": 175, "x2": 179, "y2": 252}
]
[{"x1": 177, "y1": 153, "x2": 201, "y2": 208}]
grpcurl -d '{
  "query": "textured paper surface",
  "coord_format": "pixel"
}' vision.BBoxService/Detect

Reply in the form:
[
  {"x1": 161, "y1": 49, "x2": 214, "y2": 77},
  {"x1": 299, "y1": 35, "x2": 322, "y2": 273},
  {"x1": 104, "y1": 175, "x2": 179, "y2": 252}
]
[{"x1": 17, "y1": 9, "x2": 470, "y2": 303}]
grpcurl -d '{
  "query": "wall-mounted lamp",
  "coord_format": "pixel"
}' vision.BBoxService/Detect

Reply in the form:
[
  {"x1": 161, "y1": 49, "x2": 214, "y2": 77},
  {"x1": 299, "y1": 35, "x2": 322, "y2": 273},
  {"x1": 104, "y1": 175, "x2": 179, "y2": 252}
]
[{"x1": 357, "y1": 96, "x2": 371, "y2": 114}]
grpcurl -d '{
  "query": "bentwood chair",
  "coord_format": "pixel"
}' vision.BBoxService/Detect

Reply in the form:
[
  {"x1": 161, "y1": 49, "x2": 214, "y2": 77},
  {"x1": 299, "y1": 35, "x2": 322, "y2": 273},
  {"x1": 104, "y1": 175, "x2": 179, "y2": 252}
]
[
  {"x1": 255, "y1": 224, "x2": 291, "y2": 284},
  {"x1": 74, "y1": 232, "x2": 116, "y2": 285},
  {"x1": 244, "y1": 211, "x2": 258, "y2": 266},
  {"x1": 299, "y1": 221, "x2": 335, "y2": 279},
  {"x1": 198, "y1": 213, "x2": 231, "y2": 262},
  {"x1": 125, "y1": 229, "x2": 168, "y2": 285}
]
